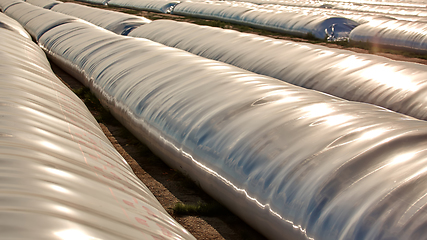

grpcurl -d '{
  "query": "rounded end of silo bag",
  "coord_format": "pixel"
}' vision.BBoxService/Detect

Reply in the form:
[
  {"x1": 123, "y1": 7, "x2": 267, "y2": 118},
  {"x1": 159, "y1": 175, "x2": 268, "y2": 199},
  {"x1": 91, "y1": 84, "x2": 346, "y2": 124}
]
[
  {"x1": 314, "y1": 17, "x2": 359, "y2": 42},
  {"x1": 160, "y1": 1, "x2": 180, "y2": 14}
]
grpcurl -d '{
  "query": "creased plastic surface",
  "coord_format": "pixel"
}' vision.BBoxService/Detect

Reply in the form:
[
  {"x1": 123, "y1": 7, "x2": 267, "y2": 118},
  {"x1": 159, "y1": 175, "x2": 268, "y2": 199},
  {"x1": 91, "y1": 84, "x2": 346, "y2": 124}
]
[
  {"x1": 26, "y1": 0, "x2": 62, "y2": 9},
  {"x1": 78, "y1": 0, "x2": 110, "y2": 5},
  {"x1": 257, "y1": 3, "x2": 427, "y2": 22},
  {"x1": 234, "y1": 0, "x2": 427, "y2": 20},
  {"x1": 51, "y1": 2, "x2": 151, "y2": 35},
  {"x1": 350, "y1": 18, "x2": 427, "y2": 53},
  {"x1": 172, "y1": 1, "x2": 359, "y2": 40},
  {"x1": 16, "y1": 8, "x2": 427, "y2": 239},
  {"x1": 0, "y1": 0, "x2": 21, "y2": 11},
  {"x1": 129, "y1": 19, "x2": 427, "y2": 121},
  {"x1": 4, "y1": 2, "x2": 80, "y2": 40},
  {"x1": 0, "y1": 12, "x2": 195, "y2": 240},
  {"x1": 107, "y1": 0, "x2": 181, "y2": 13},
  {"x1": 0, "y1": 11, "x2": 30, "y2": 38}
]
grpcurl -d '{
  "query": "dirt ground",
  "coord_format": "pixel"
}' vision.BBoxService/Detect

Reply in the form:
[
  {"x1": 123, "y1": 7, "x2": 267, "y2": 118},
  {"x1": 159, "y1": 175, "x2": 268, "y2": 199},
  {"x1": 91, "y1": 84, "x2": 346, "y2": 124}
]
[{"x1": 49, "y1": 2, "x2": 427, "y2": 239}]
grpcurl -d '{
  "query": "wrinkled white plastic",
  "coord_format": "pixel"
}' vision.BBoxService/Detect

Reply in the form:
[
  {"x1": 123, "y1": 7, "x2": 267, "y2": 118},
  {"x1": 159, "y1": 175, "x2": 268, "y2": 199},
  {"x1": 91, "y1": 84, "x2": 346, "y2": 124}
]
[
  {"x1": 26, "y1": 0, "x2": 62, "y2": 9},
  {"x1": 234, "y1": 0, "x2": 427, "y2": 19},
  {"x1": 0, "y1": 12, "x2": 195, "y2": 240},
  {"x1": 51, "y1": 2, "x2": 151, "y2": 35},
  {"x1": 4, "y1": 2, "x2": 79, "y2": 40},
  {"x1": 77, "y1": 0, "x2": 110, "y2": 5},
  {"x1": 129, "y1": 19, "x2": 427, "y2": 121},
  {"x1": 172, "y1": 1, "x2": 359, "y2": 40},
  {"x1": 349, "y1": 18, "x2": 427, "y2": 53},
  {"x1": 327, "y1": 0, "x2": 427, "y2": 8},
  {"x1": 256, "y1": 3, "x2": 427, "y2": 22},
  {"x1": 0, "y1": 10, "x2": 31, "y2": 38},
  {"x1": 11, "y1": 8, "x2": 426, "y2": 239},
  {"x1": 0, "y1": 0, "x2": 22, "y2": 11},
  {"x1": 107, "y1": 0, "x2": 181, "y2": 13}
]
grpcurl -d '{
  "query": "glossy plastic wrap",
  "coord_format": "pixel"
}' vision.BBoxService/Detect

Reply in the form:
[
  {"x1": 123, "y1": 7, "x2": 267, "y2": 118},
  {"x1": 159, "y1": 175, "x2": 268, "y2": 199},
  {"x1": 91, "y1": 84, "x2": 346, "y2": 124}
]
[
  {"x1": 328, "y1": 0, "x2": 427, "y2": 7},
  {"x1": 24, "y1": 12, "x2": 427, "y2": 239},
  {"x1": 349, "y1": 18, "x2": 427, "y2": 53},
  {"x1": 4, "y1": 2, "x2": 80, "y2": 40},
  {"x1": 234, "y1": 0, "x2": 427, "y2": 18},
  {"x1": 75, "y1": 0, "x2": 110, "y2": 5},
  {"x1": 172, "y1": 0, "x2": 256, "y2": 22},
  {"x1": 0, "y1": 11, "x2": 31, "y2": 38},
  {"x1": 172, "y1": 1, "x2": 359, "y2": 40},
  {"x1": 257, "y1": 3, "x2": 426, "y2": 22},
  {"x1": 0, "y1": 13, "x2": 195, "y2": 240},
  {"x1": 51, "y1": 3, "x2": 150, "y2": 35},
  {"x1": 107, "y1": 0, "x2": 181, "y2": 13},
  {"x1": 129, "y1": 19, "x2": 427, "y2": 121},
  {"x1": 0, "y1": 0, "x2": 22, "y2": 11},
  {"x1": 0, "y1": 14, "x2": 51, "y2": 67},
  {"x1": 26, "y1": 0, "x2": 62, "y2": 9}
]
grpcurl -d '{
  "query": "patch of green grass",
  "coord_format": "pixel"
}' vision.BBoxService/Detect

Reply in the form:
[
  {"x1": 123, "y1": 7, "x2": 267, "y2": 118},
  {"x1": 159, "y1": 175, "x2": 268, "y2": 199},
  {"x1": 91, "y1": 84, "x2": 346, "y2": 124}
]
[
  {"x1": 120, "y1": 9, "x2": 141, "y2": 15},
  {"x1": 73, "y1": 87, "x2": 99, "y2": 108},
  {"x1": 72, "y1": 87, "x2": 118, "y2": 124},
  {"x1": 173, "y1": 201, "x2": 229, "y2": 216}
]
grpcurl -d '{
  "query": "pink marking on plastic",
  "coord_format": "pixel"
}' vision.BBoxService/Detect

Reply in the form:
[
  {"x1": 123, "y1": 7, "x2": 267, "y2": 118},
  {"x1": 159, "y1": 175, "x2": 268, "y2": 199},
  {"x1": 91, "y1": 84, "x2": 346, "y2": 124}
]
[
  {"x1": 135, "y1": 217, "x2": 149, "y2": 227},
  {"x1": 123, "y1": 199, "x2": 135, "y2": 208}
]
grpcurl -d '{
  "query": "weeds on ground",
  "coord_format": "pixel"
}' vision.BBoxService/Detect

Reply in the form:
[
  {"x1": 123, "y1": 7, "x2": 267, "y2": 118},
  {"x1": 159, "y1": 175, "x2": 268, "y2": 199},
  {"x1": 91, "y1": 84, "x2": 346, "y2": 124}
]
[
  {"x1": 173, "y1": 201, "x2": 229, "y2": 216},
  {"x1": 120, "y1": 9, "x2": 141, "y2": 15},
  {"x1": 72, "y1": 87, "x2": 118, "y2": 124}
]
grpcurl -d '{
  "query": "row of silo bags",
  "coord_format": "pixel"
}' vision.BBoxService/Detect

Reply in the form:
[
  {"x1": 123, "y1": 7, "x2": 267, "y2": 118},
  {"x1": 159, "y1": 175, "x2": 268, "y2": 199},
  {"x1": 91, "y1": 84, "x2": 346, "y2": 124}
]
[
  {"x1": 234, "y1": 0, "x2": 427, "y2": 20},
  {"x1": 349, "y1": 18, "x2": 427, "y2": 54},
  {"x1": 256, "y1": 3, "x2": 427, "y2": 22},
  {"x1": 0, "y1": 10, "x2": 195, "y2": 240},
  {"x1": 71, "y1": 0, "x2": 427, "y2": 52},
  {"x1": 170, "y1": 1, "x2": 427, "y2": 52},
  {"x1": 169, "y1": 1, "x2": 356, "y2": 41},
  {"x1": 30, "y1": 0, "x2": 427, "y2": 122},
  {"x1": 49, "y1": 2, "x2": 151, "y2": 35},
  {"x1": 69, "y1": 0, "x2": 360, "y2": 41},
  {"x1": 0, "y1": 0, "x2": 151, "y2": 35},
  {"x1": 126, "y1": 20, "x2": 427, "y2": 121},
  {"x1": 6, "y1": 3, "x2": 427, "y2": 240},
  {"x1": 226, "y1": 0, "x2": 427, "y2": 53}
]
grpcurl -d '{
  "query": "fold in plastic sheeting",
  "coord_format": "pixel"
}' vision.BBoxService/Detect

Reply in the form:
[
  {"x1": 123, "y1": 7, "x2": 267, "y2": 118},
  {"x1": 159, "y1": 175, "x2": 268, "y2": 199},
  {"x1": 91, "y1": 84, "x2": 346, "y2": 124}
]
[
  {"x1": 172, "y1": 1, "x2": 359, "y2": 41},
  {"x1": 0, "y1": 10, "x2": 31, "y2": 38},
  {"x1": 235, "y1": 0, "x2": 427, "y2": 19},
  {"x1": 11, "y1": 7, "x2": 427, "y2": 238},
  {"x1": 76, "y1": 0, "x2": 110, "y2": 5},
  {"x1": 327, "y1": 0, "x2": 427, "y2": 8},
  {"x1": 4, "y1": 2, "x2": 81, "y2": 40},
  {"x1": 129, "y1": 19, "x2": 427, "y2": 121},
  {"x1": 51, "y1": 2, "x2": 151, "y2": 35},
  {"x1": 257, "y1": 3, "x2": 426, "y2": 23},
  {"x1": 0, "y1": 11, "x2": 195, "y2": 240},
  {"x1": 26, "y1": 0, "x2": 62, "y2": 9},
  {"x1": 349, "y1": 18, "x2": 427, "y2": 53},
  {"x1": 107, "y1": 0, "x2": 181, "y2": 14},
  {"x1": 0, "y1": 0, "x2": 22, "y2": 11}
]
